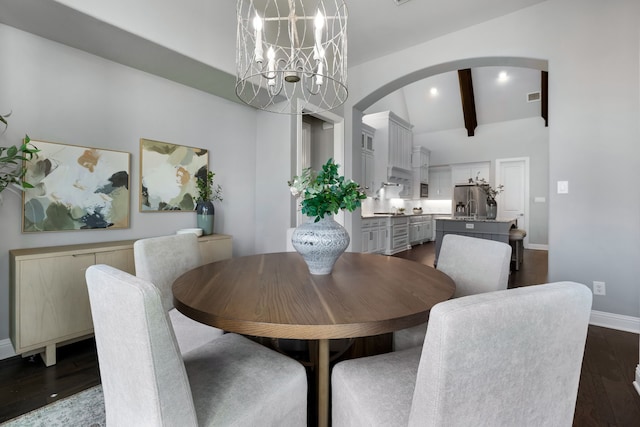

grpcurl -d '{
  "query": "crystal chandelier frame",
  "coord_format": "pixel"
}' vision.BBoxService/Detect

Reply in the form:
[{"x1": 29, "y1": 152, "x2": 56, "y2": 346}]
[{"x1": 236, "y1": 0, "x2": 348, "y2": 114}]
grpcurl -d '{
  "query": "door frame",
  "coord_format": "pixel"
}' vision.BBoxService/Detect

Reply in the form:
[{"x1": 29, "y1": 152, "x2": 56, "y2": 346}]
[
  {"x1": 495, "y1": 157, "x2": 530, "y2": 247},
  {"x1": 295, "y1": 101, "x2": 345, "y2": 227}
]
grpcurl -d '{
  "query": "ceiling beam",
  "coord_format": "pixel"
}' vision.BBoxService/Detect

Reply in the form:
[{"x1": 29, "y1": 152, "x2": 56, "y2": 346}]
[
  {"x1": 458, "y1": 69, "x2": 477, "y2": 137},
  {"x1": 541, "y1": 71, "x2": 549, "y2": 127}
]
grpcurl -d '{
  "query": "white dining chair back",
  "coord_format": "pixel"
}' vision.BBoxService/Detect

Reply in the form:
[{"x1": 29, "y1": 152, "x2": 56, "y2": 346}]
[
  {"x1": 134, "y1": 233, "x2": 202, "y2": 312},
  {"x1": 134, "y1": 233, "x2": 224, "y2": 354},
  {"x1": 332, "y1": 282, "x2": 592, "y2": 427},
  {"x1": 393, "y1": 234, "x2": 512, "y2": 351},
  {"x1": 437, "y1": 234, "x2": 512, "y2": 298},
  {"x1": 87, "y1": 264, "x2": 307, "y2": 427}
]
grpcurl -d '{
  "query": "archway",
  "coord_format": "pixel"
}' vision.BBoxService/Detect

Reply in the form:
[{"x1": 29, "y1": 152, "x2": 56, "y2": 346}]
[{"x1": 350, "y1": 56, "x2": 549, "y2": 254}]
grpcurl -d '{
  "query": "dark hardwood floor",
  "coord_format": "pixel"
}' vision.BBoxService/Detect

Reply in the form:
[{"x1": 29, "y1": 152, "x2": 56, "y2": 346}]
[{"x1": 1, "y1": 242, "x2": 638, "y2": 425}]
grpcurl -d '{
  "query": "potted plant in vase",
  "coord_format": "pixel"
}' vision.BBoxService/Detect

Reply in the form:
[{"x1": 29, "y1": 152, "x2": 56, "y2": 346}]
[
  {"x1": 474, "y1": 174, "x2": 504, "y2": 220},
  {"x1": 288, "y1": 158, "x2": 367, "y2": 275},
  {"x1": 195, "y1": 169, "x2": 222, "y2": 235}
]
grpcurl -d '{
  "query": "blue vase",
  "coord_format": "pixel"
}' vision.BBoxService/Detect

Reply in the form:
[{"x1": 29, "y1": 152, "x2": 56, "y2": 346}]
[{"x1": 196, "y1": 200, "x2": 214, "y2": 235}]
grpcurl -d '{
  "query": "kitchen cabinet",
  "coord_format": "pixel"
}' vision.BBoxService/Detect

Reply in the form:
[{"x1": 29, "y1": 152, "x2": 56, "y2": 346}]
[
  {"x1": 412, "y1": 146, "x2": 430, "y2": 199},
  {"x1": 409, "y1": 214, "x2": 432, "y2": 245},
  {"x1": 362, "y1": 111, "x2": 414, "y2": 198},
  {"x1": 9, "y1": 234, "x2": 232, "y2": 366},
  {"x1": 434, "y1": 218, "x2": 515, "y2": 262},
  {"x1": 375, "y1": 216, "x2": 410, "y2": 255},
  {"x1": 451, "y1": 161, "x2": 490, "y2": 185},
  {"x1": 361, "y1": 218, "x2": 384, "y2": 254},
  {"x1": 428, "y1": 166, "x2": 452, "y2": 200},
  {"x1": 360, "y1": 123, "x2": 376, "y2": 196}
]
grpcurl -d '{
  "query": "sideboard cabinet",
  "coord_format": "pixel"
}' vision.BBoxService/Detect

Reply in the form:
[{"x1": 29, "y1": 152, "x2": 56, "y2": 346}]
[{"x1": 10, "y1": 234, "x2": 232, "y2": 366}]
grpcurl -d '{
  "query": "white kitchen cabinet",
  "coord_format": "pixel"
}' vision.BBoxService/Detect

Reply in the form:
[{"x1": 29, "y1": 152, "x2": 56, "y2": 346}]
[
  {"x1": 376, "y1": 216, "x2": 410, "y2": 255},
  {"x1": 451, "y1": 161, "x2": 490, "y2": 185},
  {"x1": 412, "y1": 146, "x2": 430, "y2": 198},
  {"x1": 360, "y1": 123, "x2": 376, "y2": 196},
  {"x1": 428, "y1": 166, "x2": 452, "y2": 200},
  {"x1": 361, "y1": 218, "x2": 384, "y2": 254},
  {"x1": 409, "y1": 214, "x2": 432, "y2": 245},
  {"x1": 362, "y1": 111, "x2": 414, "y2": 198},
  {"x1": 9, "y1": 234, "x2": 232, "y2": 366}
]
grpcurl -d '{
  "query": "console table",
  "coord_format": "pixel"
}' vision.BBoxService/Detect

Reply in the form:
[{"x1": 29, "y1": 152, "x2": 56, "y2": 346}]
[{"x1": 9, "y1": 234, "x2": 231, "y2": 366}]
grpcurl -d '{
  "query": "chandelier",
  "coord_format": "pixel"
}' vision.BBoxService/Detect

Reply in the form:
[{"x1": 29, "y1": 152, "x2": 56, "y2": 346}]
[{"x1": 236, "y1": 0, "x2": 348, "y2": 114}]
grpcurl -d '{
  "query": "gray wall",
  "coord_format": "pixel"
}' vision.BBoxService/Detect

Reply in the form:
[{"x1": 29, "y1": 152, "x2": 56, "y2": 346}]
[
  {"x1": 346, "y1": 0, "x2": 640, "y2": 319},
  {"x1": 0, "y1": 24, "x2": 260, "y2": 343},
  {"x1": 415, "y1": 117, "x2": 549, "y2": 245}
]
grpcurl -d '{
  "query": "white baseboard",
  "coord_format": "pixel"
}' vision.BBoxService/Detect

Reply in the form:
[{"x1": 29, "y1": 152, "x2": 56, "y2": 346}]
[
  {"x1": 525, "y1": 243, "x2": 548, "y2": 250},
  {"x1": 590, "y1": 310, "x2": 640, "y2": 334},
  {"x1": 0, "y1": 338, "x2": 17, "y2": 361}
]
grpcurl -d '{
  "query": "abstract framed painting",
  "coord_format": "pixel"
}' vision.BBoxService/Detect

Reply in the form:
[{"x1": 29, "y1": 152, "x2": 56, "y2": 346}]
[
  {"x1": 22, "y1": 139, "x2": 130, "y2": 232},
  {"x1": 139, "y1": 138, "x2": 208, "y2": 212}
]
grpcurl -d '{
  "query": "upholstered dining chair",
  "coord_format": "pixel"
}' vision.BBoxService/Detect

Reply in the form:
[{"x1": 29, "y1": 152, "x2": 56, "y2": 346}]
[
  {"x1": 332, "y1": 281, "x2": 592, "y2": 427},
  {"x1": 134, "y1": 233, "x2": 224, "y2": 354},
  {"x1": 86, "y1": 264, "x2": 307, "y2": 426},
  {"x1": 393, "y1": 234, "x2": 512, "y2": 351}
]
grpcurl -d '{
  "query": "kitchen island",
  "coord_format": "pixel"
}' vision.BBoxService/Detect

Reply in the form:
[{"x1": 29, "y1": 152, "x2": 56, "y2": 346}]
[{"x1": 435, "y1": 216, "x2": 517, "y2": 262}]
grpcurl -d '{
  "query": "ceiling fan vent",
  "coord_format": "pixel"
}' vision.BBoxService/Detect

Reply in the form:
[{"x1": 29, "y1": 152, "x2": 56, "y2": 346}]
[
  {"x1": 527, "y1": 91, "x2": 541, "y2": 102},
  {"x1": 393, "y1": 0, "x2": 413, "y2": 5}
]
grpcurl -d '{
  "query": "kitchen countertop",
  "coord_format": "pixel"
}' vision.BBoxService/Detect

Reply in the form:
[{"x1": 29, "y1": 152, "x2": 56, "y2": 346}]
[
  {"x1": 437, "y1": 216, "x2": 517, "y2": 223},
  {"x1": 362, "y1": 212, "x2": 449, "y2": 219}
]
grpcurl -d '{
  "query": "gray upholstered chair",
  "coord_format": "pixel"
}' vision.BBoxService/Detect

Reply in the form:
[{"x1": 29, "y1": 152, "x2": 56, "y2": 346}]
[
  {"x1": 332, "y1": 281, "x2": 592, "y2": 427},
  {"x1": 134, "y1": 233, "x2": 224, "y2": 354},
  {"x1": 393, "y1": 234, "x2": 512, "y2": 351},
  {"x1": 86, "y1": 264, "x2": 307, "y2": 426}
]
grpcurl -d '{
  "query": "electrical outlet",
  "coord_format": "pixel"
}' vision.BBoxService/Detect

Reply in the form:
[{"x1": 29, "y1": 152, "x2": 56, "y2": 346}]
[{"x1": 593, "y1": 281, "x2": 606, "y2": 296}]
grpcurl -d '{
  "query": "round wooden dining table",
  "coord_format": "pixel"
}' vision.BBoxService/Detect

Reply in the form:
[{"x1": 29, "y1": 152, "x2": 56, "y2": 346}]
[{"x1": 173, "y1": 252, "x2": 455, "y2": 427}]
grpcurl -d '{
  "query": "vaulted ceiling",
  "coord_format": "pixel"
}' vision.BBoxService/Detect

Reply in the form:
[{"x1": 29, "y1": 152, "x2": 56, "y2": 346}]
[
  {"x1": 366, "y1": 66, "x2": 547, "y2": 135},
  {"x1": 0, "y1": 0, "x2": 549, "y2": 123}
]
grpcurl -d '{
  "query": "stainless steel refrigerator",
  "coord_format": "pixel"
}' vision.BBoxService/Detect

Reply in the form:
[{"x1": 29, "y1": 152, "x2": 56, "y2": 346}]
[{"x1": 452, "y1": 184, "x2": 487, "y2": 218}]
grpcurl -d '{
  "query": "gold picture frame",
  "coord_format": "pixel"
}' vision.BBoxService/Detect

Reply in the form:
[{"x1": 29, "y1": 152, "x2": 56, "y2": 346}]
[
  {"x1": 22, "y1": 139, "x2": 131, "y2": 232},
  {"x1": 139, "y1": 138, "x2": 208, "y2": 212}
]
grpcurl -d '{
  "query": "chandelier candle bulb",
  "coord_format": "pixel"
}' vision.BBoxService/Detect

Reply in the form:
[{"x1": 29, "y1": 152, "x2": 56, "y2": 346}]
[
  {"x1": 314, "y1": 10, "x2": 324, "y2": 52},
  {"x1": 253, "y1": 15, "x2": 263, "y2": 62}
]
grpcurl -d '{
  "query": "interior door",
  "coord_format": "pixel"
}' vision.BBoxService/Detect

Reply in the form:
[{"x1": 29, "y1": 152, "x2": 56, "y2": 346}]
[{"x1": 496, "y1": 158, "x2": 529, "y2": 247}]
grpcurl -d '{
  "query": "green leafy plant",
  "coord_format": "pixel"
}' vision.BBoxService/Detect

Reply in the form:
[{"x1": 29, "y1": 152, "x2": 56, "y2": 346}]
[
  {"x1": 288, "y1": 158, "x2": 367, "y2": 222},
  {"x1": 196, "y1": 170, "x2": 223, "y2": 203},
  {"x1": 0, "y1": 134, "x2": 39, "y2": 194},
  {"x1": 474, "y1": 172, "x2": 504, "y2": 201}
]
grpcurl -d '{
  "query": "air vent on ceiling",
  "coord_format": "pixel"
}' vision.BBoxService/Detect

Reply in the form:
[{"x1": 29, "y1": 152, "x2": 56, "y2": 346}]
[
  {"x1": 393, "y1": 0, "x2": 413, "y2": 5},
  {"x1": 527, "y1": 91, "x2": 541, "y2": 102}
]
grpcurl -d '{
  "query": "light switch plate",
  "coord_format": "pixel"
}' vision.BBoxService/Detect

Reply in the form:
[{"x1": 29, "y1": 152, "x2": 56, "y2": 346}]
[
  {"x1": 534, "y1": 196, "x2": 546, "y2": 203},
  {"x1": 557, "y1": 181, "x2": 569, "y2": 194}
]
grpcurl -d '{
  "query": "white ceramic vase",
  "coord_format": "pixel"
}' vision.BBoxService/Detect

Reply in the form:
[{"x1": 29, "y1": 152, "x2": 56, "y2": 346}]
[{"x1": 291, "y1": 215, "x2": 350, "y2": 275}]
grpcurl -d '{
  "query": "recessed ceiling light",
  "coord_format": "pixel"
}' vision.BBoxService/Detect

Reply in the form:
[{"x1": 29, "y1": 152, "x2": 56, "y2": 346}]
[
  {"x1": 430, "y1": 87, "x2": 439, "y2": 96},
  {"x1": 498, "y1": 71, "x2": 509, "y2": 82},
  {"x1": 393, "y1": 0, "x2": 413, "y2": 5}
]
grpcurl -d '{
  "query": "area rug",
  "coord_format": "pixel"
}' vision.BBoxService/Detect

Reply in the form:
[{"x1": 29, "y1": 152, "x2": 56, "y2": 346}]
[{"x1": 0, "y1": 385, "x2": 105, "y2": 427}]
